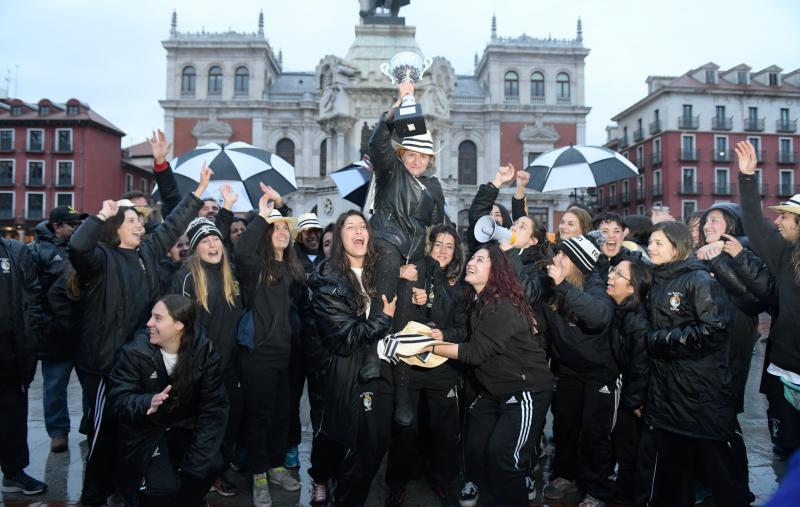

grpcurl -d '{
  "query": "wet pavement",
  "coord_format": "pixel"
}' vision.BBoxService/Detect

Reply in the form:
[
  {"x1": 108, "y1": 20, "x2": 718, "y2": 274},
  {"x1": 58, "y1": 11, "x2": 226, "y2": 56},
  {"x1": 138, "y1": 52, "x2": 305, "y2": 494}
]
[{"x1": 2, "y1": 315, "x2": 788, "y2": 506}]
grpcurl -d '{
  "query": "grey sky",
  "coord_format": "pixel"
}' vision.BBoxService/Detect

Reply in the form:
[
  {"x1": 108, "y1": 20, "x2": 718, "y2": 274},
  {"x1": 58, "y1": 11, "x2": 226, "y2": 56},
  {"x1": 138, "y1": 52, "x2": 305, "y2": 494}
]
[{"x1": 2, "y1": 0, "x2": 798, "y2": 149}]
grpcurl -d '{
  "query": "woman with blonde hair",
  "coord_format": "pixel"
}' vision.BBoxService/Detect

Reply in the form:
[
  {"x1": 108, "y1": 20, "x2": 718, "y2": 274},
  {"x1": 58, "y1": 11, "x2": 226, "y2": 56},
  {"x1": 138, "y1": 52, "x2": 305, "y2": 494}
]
[{"x1": 556, "y1": 207, "x2": 592, "y2": 242}]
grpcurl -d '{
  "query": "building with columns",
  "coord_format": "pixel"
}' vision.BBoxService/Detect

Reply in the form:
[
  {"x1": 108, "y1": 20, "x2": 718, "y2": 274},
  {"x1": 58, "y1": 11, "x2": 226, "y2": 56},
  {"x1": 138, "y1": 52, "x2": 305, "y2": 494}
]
[{"x1": 160, "y1": 9, "x2": 591, "y2": 230}]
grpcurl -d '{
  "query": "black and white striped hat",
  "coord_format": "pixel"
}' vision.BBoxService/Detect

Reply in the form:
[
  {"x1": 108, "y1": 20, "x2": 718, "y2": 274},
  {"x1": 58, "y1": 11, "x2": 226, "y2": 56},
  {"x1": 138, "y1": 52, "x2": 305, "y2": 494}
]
[
  {"x1": 185, "y1": 217, "x2": 224, "y2": 251},
  {"x1": 296, "y1": 213, "x2": 322, "y2": 232},
  {"x1": 769, "y1": 193, "x2": 800, "y2": 216},
  {"x1": 390, "y1": 131, "x2": 443, "y2": 156},
  {"x1": 558, "y1": 230, "x2": 605, "y2": 274}
]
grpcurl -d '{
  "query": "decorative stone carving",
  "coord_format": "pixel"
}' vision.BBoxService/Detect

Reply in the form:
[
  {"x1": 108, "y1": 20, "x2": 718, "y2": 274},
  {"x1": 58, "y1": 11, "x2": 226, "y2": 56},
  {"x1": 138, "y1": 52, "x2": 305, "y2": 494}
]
[
  {"x1": 519, "y1": 115, "x2": 560, "y2": 143},
  {"x1": 191, "y1": 109, "x2": 233, "y2": 146}
]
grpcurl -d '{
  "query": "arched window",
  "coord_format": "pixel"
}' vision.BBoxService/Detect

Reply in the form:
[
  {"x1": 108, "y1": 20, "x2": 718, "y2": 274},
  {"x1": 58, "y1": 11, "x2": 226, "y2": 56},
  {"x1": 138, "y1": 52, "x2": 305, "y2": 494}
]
[
  {"x1": 319, "y1": 139, "x2": 327, "y2": 177},
  {"x1": 556, "y1": 72, "x2": 570, "y2": 100},
  {"x1": 276, "y1": 138, "x2": 295, "y2": 167},
  {"x1": 531, "y1": 71, "x2": 545, "y2": 98},
  {"x1": 208, "y1": 66, "x2": 223, "y2": 96},
  {"x1": 234, "y1": 66, "x2": 249, "y2": 94},
  {"x1": 181, "y1": 66, "x2": 196, "y2": 95},
  {"x1": 504, "y1": 71, "x2": 519, "y2": 97},
  {"x1": 458, "y1": 140, "x2": 477, "y2": 185}
]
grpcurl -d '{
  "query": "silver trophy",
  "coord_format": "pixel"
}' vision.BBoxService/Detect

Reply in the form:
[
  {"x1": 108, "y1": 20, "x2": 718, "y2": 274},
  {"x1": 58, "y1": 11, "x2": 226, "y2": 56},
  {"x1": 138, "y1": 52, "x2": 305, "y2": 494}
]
[{"x1": 381, "y1": 51, "x2": 433, "y2": 137}]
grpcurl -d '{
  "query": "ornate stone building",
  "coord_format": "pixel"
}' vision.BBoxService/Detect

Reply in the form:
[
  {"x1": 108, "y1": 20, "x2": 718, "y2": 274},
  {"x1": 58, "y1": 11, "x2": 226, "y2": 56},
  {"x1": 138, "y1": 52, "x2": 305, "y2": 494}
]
[{"x1": 160, "y1": 10, "x2": 591, "y2": 229}]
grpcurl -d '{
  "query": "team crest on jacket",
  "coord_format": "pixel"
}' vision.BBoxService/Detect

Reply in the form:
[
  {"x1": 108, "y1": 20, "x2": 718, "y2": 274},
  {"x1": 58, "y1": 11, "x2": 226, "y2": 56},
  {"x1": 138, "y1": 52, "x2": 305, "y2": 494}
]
[
  {"x1": 668, "y1": 292, "x2": 682, "y2": 311},
  {"x1": 361, "y1": 391, "x2": 373, "y2": 412},
  {"x1": 0, "y1": 258, "x2": 9, "y2": 274}
]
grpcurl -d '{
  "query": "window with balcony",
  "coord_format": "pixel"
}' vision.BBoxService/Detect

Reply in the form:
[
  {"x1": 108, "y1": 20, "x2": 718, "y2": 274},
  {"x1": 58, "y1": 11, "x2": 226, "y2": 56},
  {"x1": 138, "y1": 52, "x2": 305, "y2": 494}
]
[
  {"x1": 637, "y1": 175, "x2": 645, "y2": 200},
  {"x1": 715, "y1": 168, "x2": 730, "y2": 195},
  {"x1": 27, "y1": 161, "x2": 44, "y2": 186},
  {"x1": 140, "y1": 178, "x2": 148, "y2": 194},
  {"x1": 622, "y1": 180, "x2": 630, "y2": 202},
  {"x1": 754, "y1": 169, "x2": 765, "y2": 195},
  {"x1": 57, "y1": 161, "x2": 74, "y2": 186},
  {"x1": 319, "y1": 139, "x2": 327, "y2": 177},
  {"x1": 713, "y1": 106, "x2": 731, "y2": 130},
  {"x1": 634, "y1": 119, "x2": 643, "y2": 142},
  {"x1": 777, "y1": 108, "x2": 796, "y2": 133},
  {"x1": 714, "y1": 136, "x2": 729, "y2": 162},
  {"x1": 458, "y1": 140, "x2": 477, "y2": 185},
  {"x1": 650, "y1": 109, "x2": 661, "y2": 134},
  {"x1": 0, "y1": 192, "x2": 13, "y2": 219},
  {"x1": 0, "y1": 130, "x2": 13, "y2": 151},
  {"x1": 125, "y1": 174, "x2": 133, "y2": 193},
  {"x1": 779, "y1": 170, "x2": 794, "y2": 196},
  {"x1": 234, "y1": 66, "x2": 249, "y2": 95},
  {"x1": 26, "y1": 192, "x2": 45, "y2": 220},
  {"x1": 609, "y1": 183, "x2": 617, "y2": 204},
  {"x1": 208, "y1": 66, "x2": 223, "y2": 96},
  {"x1": 598, "y1": 187, "x2": 604, "y2": 206},
  {"x1": 681, "y1": 135, "x2": 696, "y2": 160},
  {"x1": 55, "y1": 192, "x2": 73, "y2": 208},
  {"x1": 27, "y1": 129, "x2": 44, "y2": 152},
  {"x1": 530, "y1": 72, "x2": 544, "y2": 100},
  {"x1": 682, "y1": 168, "x2": 697, "y2": 193},
  {"x1": 636, "y1": 145, "x2": 644, "y2": 169},
  {"x1": 181, "y1": 66, "x2": 196, "y2": 95},
  {"x1": 652, "y1": 138, "x2": 662, "y2": 166},
  {"x1": 556, "y1": 73, "x2": 570, "y2": 103},
  {"x1": 504, "y1": 71, "x2": 519, "y2": 98},
  {"x1": 679, "y1": 105, "x2": 698, "y2": 129},
  {"x1": 748, "y1": 136, "x2": 763, "y2": 162},
  {"x1": 778, "y1": 138, "x2": 794, "y2": 164},
  {"x1": 745, "y1": 107, "x2": 764, "y2": 131},
  {"x1": 55, "y1": 129, "x2": 72, "y2": 152},
  {"x1": 682, "y1": 200, "x2": 697, "y2": 220},
  {"x1": 653, "y1": 169, "x2": 662, "y2": 196},
  {"x1": 0, "y1": 160, "x2": 13, "y2": 185},
  {"x1": 276, "y1": 138, "x2": 296, "y2": 167}
]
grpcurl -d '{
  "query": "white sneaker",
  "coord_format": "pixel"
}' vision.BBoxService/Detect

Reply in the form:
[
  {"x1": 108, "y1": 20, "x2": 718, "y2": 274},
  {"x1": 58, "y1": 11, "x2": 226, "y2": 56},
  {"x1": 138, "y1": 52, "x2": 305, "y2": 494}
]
[
  {"x1": 252, "y1": 474, "x2": 272, "y2": 507},
  {"x1": 459, "y1": 481, "x2": 479, "y2": 507},
  {"x1": 268, "y1": 466, "x2": 300, "y2": 491}
]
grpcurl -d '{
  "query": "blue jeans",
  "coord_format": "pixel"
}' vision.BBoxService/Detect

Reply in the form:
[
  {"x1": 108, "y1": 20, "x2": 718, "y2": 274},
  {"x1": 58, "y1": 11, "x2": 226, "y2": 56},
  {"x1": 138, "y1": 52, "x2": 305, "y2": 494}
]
[{"x1": 41, "y1": 359, "x2": 75, "y2": 438}]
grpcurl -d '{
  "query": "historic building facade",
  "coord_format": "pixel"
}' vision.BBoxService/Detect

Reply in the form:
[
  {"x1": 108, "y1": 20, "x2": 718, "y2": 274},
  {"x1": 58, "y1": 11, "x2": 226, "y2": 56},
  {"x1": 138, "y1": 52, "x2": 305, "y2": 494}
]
[
  {"x1": 601, "y1": 62, "x2": 800, "y2": 220},
  {"x1": 160, "y1": 11, "x2": 591, "y2": 229}
]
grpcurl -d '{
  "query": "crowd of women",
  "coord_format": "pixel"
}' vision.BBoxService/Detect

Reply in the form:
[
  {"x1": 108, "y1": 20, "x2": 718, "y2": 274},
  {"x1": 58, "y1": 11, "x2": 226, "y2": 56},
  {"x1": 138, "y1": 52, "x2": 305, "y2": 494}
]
[{"x1": 5, "y1": 80, "x2": 799, "y2": 507}]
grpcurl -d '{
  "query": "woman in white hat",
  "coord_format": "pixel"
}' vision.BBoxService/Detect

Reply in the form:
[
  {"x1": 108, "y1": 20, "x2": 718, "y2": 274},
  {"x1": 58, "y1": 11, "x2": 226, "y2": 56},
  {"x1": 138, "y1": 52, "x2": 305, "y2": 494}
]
[{"x1": 234, "y1": 185, "x2": 313, "y2": 506}]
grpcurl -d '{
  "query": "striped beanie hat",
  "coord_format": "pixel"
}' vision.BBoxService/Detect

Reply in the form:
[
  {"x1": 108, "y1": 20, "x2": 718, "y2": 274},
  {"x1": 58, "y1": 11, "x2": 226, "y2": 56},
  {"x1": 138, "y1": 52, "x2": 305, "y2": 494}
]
[
  {"x1": 390, "y1": 130, "x2": 443, "y2": 156},
  {"x1": 185, "y1": 217, "x2": 224, "y2": 251},
  {"x1": 559, "y1": 230, "x2": 606, "y2": 274}
]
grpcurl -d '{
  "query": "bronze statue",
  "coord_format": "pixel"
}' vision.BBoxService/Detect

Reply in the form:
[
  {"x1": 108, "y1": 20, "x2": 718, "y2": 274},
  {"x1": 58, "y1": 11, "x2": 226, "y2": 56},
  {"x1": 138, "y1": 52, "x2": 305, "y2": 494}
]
[{"x1": 359, "y1": 0, "x2": 410, "y2": 20}]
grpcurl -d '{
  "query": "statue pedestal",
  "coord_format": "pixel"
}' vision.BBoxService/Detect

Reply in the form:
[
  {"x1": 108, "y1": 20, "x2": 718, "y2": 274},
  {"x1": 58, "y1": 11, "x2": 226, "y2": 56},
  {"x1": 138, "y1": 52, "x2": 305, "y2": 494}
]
[
  {"x1": 346, "y1": 23, "x2": 421, "y2": 87},
  {"x1": 363, "y1": 15, "x2": 405, "y2": 25}
]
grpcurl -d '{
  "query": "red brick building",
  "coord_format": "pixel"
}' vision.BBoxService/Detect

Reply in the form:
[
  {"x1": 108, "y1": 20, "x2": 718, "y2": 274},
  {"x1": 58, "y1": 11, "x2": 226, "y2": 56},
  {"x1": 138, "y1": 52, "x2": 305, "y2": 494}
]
[
  {"x1": 0, "y1": 98, "x2": 152, "y2": 240},
  {"x1": 600, "y1": 63, "x2": 800, "y2": 221}
]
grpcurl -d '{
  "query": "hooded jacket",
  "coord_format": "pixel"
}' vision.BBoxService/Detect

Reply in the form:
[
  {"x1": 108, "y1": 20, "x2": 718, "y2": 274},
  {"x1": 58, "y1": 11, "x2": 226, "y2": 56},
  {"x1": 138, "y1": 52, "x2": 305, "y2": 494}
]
[
  {"x1": 610, "y1": 306, "x2": 650, "y2": 411},
  {"x1": 68, "y1": 194, "x2": 203, "y2": 376},
  {"x1": 645, "y1": 258, "x2": 736, "y2": 440},
  {"x1": 402, "y1": 256, "x2": 468, "y2": 344},
  {"x1": 308, "y1": 259, "x2": 392, "y2": 447},
  {"x1": 367, "y1": 112, "x2": 445, "y2": 262},
  {"x1": 108, "y1": 331, "x2": 228, "y2": 507}
]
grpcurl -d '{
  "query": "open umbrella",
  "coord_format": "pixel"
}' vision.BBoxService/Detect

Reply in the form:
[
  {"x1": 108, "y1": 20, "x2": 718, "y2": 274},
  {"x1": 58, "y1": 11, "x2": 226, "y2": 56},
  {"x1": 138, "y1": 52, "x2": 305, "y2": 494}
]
[
  {"x1": 152, "y1": 141, "x2": 297, "y2": 212},
  {"x1": 329, "y1": 159, "x2": 373, "y2": 208},
  {"x1": 527, "y1": 145, "x2": 638, "y2": 192}
]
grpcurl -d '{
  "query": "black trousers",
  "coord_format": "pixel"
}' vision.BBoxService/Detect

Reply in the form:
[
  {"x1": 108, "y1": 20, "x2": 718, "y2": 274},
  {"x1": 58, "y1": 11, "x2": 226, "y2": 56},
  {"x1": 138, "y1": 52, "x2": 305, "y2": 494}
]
[
  {"x1": 552, "y1": 374, "x2": 619, "y2": 500},
  {"x1": 333, "y1": 386, "x2": 394, "y2": 507},
  {"x1": 0, "y1": 381, "x2": 29, "y2": 477},
  {"x1": 309, "y1": 432, "x2": 349, "y2": 484},
  {"x1": 239, "y1": 354, "x2": 290, "y2": 474},
  {"x1": 287, "y1": 342, "x2": 305, "y2": 450},
  {"x1": 81, "y1": 373, "x2": 118, "y2": 506},
  {"x1": 612, "y1": 406, "x2": 643, "y2": 502},
  {"x1": 764, "y1": 372, "x2": 800, "y2": 453},
  {"x1": 651, "y1": 428, "x2": 750, "y2": 507},
  {"x1": 636, "y1": 424, "x2": 658, "y2": 506},
  {"x1": 464, "y1": 390, "x2": 552, "y2": 507},
  {"x1": 221, "y1": 374, "x2": 243, "y2": 465},
  {"x1": 385, "y1": 365, "x2": 461, "y2": 489}
]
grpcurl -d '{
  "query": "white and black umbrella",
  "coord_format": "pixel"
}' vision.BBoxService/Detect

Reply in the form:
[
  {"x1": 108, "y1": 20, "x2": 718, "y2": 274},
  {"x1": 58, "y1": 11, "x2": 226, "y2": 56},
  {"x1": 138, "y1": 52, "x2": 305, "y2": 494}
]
[
  {"x1": 152, "y1": 141, "x2": 297, "y2": 213},
  {"x1": 329, "y1": 159, "x2": 373, "y2": 208},
  {"x1": 527, "y1": 145, "x2": 639, "y2": 192}
]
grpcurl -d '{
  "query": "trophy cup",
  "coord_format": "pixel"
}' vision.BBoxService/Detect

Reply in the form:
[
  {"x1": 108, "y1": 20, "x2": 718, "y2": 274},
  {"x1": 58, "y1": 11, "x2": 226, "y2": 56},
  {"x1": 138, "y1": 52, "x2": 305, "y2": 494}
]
[{"x1": 381, "y1": 51, "x2": 433, "y2": 137}]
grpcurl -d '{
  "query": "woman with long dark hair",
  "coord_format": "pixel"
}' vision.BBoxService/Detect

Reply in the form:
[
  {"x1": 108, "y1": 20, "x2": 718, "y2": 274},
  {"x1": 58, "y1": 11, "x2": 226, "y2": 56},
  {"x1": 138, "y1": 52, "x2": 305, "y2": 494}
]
[
  {"x1": 234, "y1": 186, "x2": 312, "y2": 506},
  {"x1": 169, "y1": 217, "x2": 242, "y2": 497},
  {"x1": 68, "y1": 157, "x2": 210, "y2": 507},
  {"x1": 418, "y1": 243, "x2": 553, "y2": 507},
  {"x1": 307, "y1": 210, "x2": 397, "y2": 507},
  {"x1": 108, "y1": 295, "x2": 228, "y2": 507},
  {"x1": 383, "y1": 223, "x2": 468, "y2": 506},
  {"x1": 644, "y1": 221, "x2": 746, "y2": 506}
]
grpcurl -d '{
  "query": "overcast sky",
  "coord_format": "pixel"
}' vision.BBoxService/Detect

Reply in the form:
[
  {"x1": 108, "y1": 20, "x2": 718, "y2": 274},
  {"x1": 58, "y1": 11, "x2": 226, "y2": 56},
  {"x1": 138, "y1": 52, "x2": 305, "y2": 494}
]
[{"x1": 2, "y1": 0, "x2": 798, "y2": 148}]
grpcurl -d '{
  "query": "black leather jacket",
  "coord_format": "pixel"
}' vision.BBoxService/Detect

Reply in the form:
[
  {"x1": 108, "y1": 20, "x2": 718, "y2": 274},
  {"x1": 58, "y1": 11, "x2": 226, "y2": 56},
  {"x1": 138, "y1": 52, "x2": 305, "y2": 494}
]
[
  {"x1": 367, "y1": 112, "x2": 445, "y2": 261},
  {"x1": 644, "y1": 258, "x2": 737, "y2": 439}
]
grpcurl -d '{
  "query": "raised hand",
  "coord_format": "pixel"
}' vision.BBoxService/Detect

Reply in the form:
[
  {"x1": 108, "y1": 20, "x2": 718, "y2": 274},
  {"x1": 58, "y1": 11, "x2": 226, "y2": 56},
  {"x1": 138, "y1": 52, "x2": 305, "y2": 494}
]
[
  {"x1": 411, "y1": 287, "x2": 428, "y2": 306},
  {"x1": 696, "y1": 242, "x2": 723, "y2": 260},
  {"x1": 492, "y1": 163, "x2": 516, "y2": 188},
  {"x1": 399, "y1": 264, "x2": 418, "y2": 282},
  {"x1": 220, "y1": 184, "x2": 239, "y2": 210},
  {"x1": 148, "y1": 129, "x2": 172, "y2": 165},
  {"x1": 547, "y1": 258, "x2": 566, "y2": 285},
  {"x1": 398, "y1": 81, "x2": 415, "y2": 100},
  {"x1": 192, "y1": 162, "x2": 214, "y2": 197},
  {"x1": 99, "y1": 200, "x2": 119, "y2": 220},
  {"x1": 259, "y1": 182, "x2": 283, "y2": 208},
  {"x1": 734, "y1": 141, "x2": 757, "y2": 175},
  {"x1": 721, "y1": 234, "x2": 744, "y2": 258},
  {"x1": 147, "y1": 385, "x2": 172, "y2": 415},
  {"x1": 381, "y1": 294, "x2": 398, "y2": 318},
  {"x1": 514, "y1": 169, "x2": 530, "y2": 197},
  {"x1": 258, "y1": 190, "x2": 275, "y2": 218}
]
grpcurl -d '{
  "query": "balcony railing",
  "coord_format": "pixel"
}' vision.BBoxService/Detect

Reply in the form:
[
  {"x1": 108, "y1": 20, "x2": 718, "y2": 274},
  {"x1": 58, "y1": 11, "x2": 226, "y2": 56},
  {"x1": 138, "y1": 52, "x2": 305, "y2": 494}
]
[
  {"x1": 651, "y1": 184, "x2": 663, "y2": 197},
  {"x1": 777, "y1": 151, "x2": 797, "y2": 164},
  {"x1": 556, "y1": 96, "x2": 571, "y2": 105},
  {"x1": 777, "y1": 184, "x2": 800, "y2": 197},
  {"x1": 530, "y1": 95, "x2": 545, "y2": 105},
  {"x1": 636, "y1": 187, "x2": 645, "y2": 201},
  {"x1": 651, "y1": 152, "x2": 662, "y2": 166},
  {"x1": 777, "y1": 119, "x2": 797, "y2": 133},
  {"x1": 712, "y1": 116, "x2": 732, "y2": 130},
  {"x1": 713, "y1": 149, "x2": 731, "y2": 162},
  {"x1": 633, "y1": 128, "x2": 644, "y2": 143},
  {"x1": 678, "y1": 182, "x2": 703, "y2": 195},
  {"x1": 636, "y1": 157, "x2": 645, "y2": 169},
  {"x1": 621, "y1": 191, "x2": 631, "y2": 204},
  {"x1": 618, "y1": 135, "x2": 629, "y2": 149},
  {"x1": 504, "y1": 96, "x2": 520, "y2": 105},
  {"x1": 744, "y1": 118, "x2": 765, "y2": 132},
  {"x1": 680, "y1": 148, "x2": 699, "y2": 161},
  {"x1": 712, "y1": 183, "x2": 736, "y2": 196},
  {"x1": 649, "y1": 120, "x2": 661, "y2": 135},
  {"x1": 678, "y1": 115, "x2": 699, "y2": 129}
]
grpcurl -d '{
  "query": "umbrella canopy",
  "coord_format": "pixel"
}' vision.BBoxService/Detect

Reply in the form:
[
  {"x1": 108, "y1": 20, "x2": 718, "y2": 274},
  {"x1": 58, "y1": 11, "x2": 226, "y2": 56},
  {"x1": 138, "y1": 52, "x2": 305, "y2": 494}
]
[
  {"x1": 527, "y1": 145, "x2": 639, "y2": 192},
  {"x1": 329, "y1": 159, "x2": 373, "y2": 208},
  {"x1": 152, "y1": 141, "x2": 297, "y2": 212}
]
